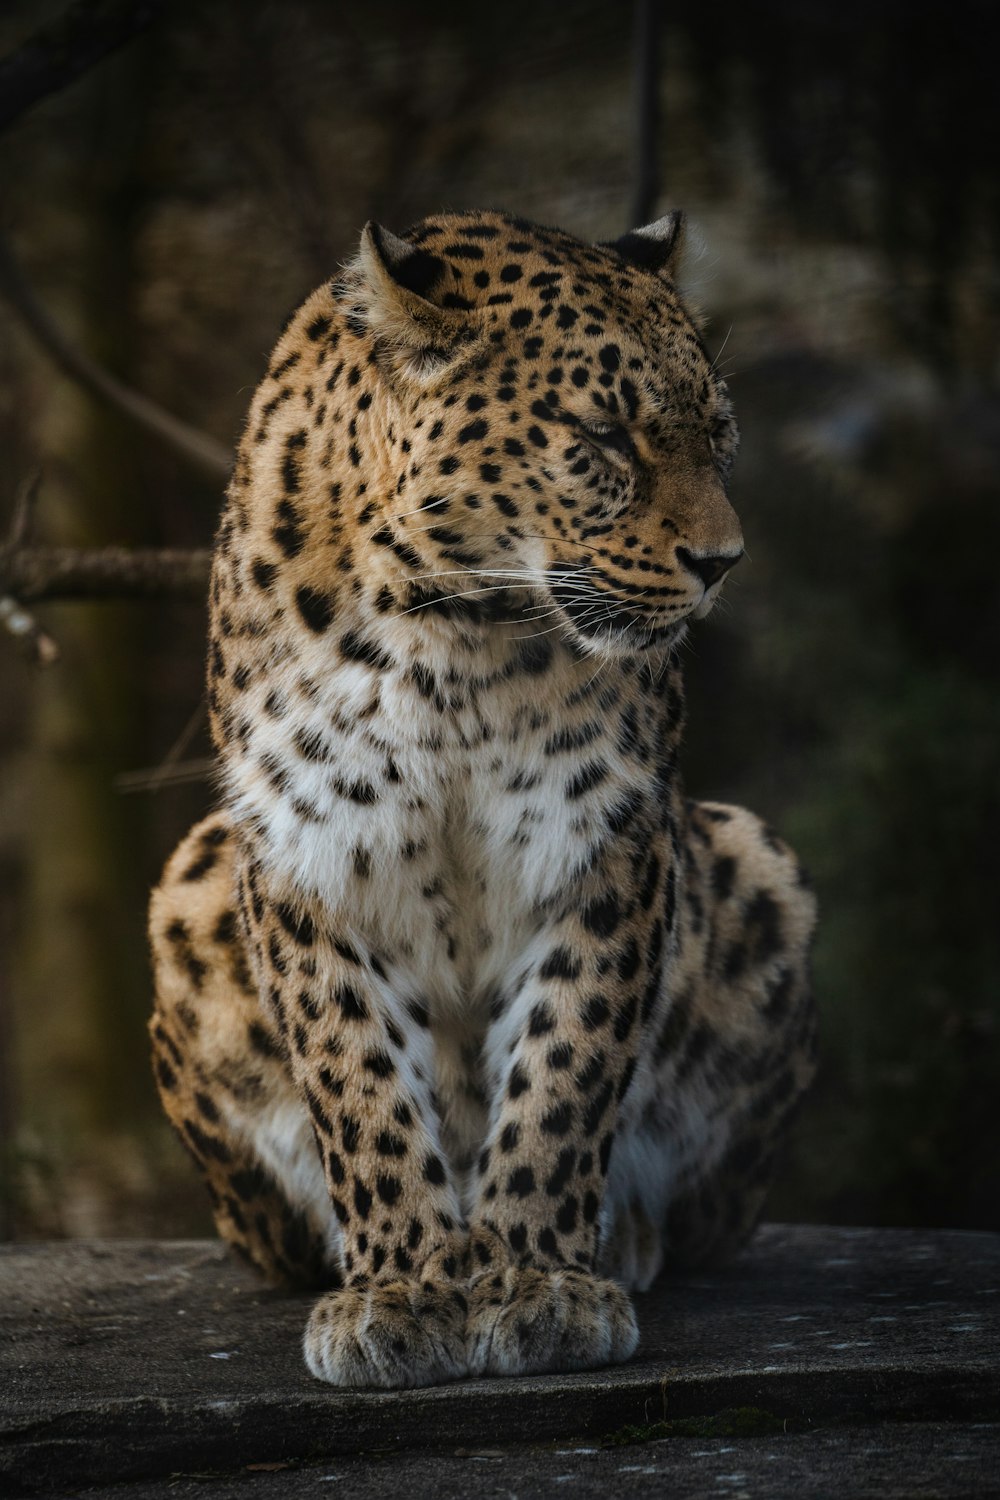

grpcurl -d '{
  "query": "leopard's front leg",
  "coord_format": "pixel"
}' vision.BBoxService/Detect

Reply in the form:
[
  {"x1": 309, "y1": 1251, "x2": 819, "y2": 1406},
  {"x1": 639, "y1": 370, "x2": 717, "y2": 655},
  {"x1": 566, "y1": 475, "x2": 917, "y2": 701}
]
[
  {"x1": 465, "y1": 841, "x2": 672, "y2": 1377},
  {"x1": 241, "y1": 862, "x2": 469, "y2": 1389}
]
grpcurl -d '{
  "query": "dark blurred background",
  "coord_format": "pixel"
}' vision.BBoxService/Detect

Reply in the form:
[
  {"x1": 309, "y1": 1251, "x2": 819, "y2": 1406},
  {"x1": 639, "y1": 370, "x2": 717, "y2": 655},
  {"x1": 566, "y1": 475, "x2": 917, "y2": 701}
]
[{"x1": 1, "y1": 0, "x2": 997, "y2": 1242}]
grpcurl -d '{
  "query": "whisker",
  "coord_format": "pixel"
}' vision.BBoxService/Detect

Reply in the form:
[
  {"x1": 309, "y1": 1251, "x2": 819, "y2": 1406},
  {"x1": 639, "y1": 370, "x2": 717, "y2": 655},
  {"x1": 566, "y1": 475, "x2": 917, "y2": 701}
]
[{"x1": 711, "y1": 323, "x2": 734, "y2": 371}]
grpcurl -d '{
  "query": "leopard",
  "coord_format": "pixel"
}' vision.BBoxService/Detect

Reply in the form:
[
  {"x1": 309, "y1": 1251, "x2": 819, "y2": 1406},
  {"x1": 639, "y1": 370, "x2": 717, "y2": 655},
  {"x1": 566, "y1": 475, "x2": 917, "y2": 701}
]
[{"x1": 149, "y1": 207, "x2": 817, "y2": 1390}]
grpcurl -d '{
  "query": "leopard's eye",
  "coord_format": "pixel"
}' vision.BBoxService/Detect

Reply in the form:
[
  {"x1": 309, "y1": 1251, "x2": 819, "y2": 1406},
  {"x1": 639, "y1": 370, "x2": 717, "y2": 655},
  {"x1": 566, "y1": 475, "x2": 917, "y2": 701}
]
[{"x1": 581, "y1": 421, "x2": 636, "y2": 461}]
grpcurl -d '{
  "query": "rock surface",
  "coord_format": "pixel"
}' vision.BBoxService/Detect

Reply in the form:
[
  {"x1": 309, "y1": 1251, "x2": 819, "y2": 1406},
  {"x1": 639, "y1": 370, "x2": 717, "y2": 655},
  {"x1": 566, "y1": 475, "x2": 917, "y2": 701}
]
[{"x1": 2, "y1": 1224, "x2": 998, "y2": 1496}]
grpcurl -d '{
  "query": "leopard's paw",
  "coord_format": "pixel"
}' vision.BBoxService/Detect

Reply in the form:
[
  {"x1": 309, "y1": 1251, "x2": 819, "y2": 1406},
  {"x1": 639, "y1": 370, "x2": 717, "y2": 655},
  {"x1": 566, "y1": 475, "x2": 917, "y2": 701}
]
[
  {"x1": 466, "y1": 1264, "x2": 638, "y2": 1378},
  {"x1": 303, "y1": 1278, "x2": 469, "y2": 1389}
]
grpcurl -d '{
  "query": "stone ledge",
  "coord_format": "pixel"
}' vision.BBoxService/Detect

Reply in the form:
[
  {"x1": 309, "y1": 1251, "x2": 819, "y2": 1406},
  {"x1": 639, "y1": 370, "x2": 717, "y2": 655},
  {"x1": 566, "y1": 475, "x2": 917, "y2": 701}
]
[{"x1": 2, "y1": 1225, "x2": 998, "y2": 1495}]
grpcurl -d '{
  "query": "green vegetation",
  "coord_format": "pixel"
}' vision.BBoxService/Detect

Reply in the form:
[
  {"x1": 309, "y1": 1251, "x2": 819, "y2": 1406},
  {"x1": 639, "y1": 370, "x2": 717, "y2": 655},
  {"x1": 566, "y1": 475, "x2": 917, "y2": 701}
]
[{"x1": 606, "y1": 1406, "x2": 792, "y2": 1445}]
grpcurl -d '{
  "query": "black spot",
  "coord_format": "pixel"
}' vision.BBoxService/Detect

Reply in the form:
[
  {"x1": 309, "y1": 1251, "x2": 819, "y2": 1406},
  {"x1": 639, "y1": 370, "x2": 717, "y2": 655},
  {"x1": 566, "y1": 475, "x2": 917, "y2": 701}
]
[
  {"x1": 581, "y1": 995, "x2": 610, "y2": 1030},
  {"x1": 508, "y1": 1223, "x2": 528, "y2": 1253},
  {"x1": 353, "y1": 1181, "x2": 372, "y2": 1220},
  {"x1": 746, "y1": 889, "x2": 783, "y2": 965},
  {"x1": 540, "y1": 1102, "x2": 574, "y2": 1136},
  {"x1": 545, "y1": 1147, "x2": 577, "y2": 1197},
  {"x1": 539, "y1": 946, "x2": 581, "y2": 982},
  {"x1": 295, "y1": 586, "x2": 335, "y2": 633},
  {"x1": 567, "y1": 760, "x2": 608, "y2": 799},
  {"x1": 363, "y1": 1050, "x2": 394, "y2": 1079},
  {"x1": 638, "y1": 853, "x2": 661, "y2": 909},
  {"x1": 194, "y1": 1090, "x2": 218, "y2": 1122},
  {"x1": 272, "y1": 499, "x2": 305, "y2": 558},
  {"x1": 458, "y1": 419, "x2": 488, "y2": 443},
  {"x1": 712, "y1": 856, "x2": 737, "y2": 900},
  {"x1": 248, "y1": 1021, "x2": 282, "y2": 1059},
  {"x1": 376, "y1": 1132, "x2": 407, "y2": 1158},
  {"x1": 508, "y1": 1063, "x2": 530, "y2": 1099},
  {"x1": 582, "y1": 1079, "x2": 614, "y2": 1135},
  {"x1": 229, "y1": 1164, "x2": 271, "y2": 1200},
  {"x1": 507, "y1": 1165, "x2": 535, "y2": 1197},
  {"x1": 184, "y1": 1120, "x2": 231, "y2": 1163},
  {"x1": 528, "y1": 1002, "x2": 555, "y2": 1036},
  {"x1": 582, "y1": 894, "x2": 620, "y2": 938},
  {"x1": 443, "y1": 241, "x2": 485, "y2": 260},
  {"x1": 518, "y1": 638, "x2": 553, "y2": 674},
  {"x1": 424, "y1": 1154, "x2": 446, "y2": 1185},
  {"x1": 376, "y1": 1174, "x2": 402, "y2": 1205},
  {"x1": 335, "y1": 984, "x2": 368, "y2": 1022},
  {"x1": 340, "y1": 630, "x2": 393, "y2": 672},
  {"x1": 155, "y1": 1057, "x2": 177, "y2": 1091},
  {"x1": 274, "y1": 903, "x2": 315, "y2": 946},
  {"x1": 281, "y1": 430, "x2": 307, "y2": 493},
  {"x1": 606, "y1": 789, "x2": 642, "y2": 834},
  {"x1": 617, "y1": 937, "x2": 640, "y2": 982},
  {"x1": 556, "y1": 1196, "x2": 578, "y2": 1234}
]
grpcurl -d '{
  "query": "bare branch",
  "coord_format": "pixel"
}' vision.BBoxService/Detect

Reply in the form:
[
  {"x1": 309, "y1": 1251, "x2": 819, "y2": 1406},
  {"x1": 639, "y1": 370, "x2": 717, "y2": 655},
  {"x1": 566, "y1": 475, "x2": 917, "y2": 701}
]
[
  {"x1": 0, "y1": 545, "x2": 210, "y2": 602},
  {"x1": 0, "y1": 231, "x2": 231, "y2": 479},
  {"x1": 0, "y1": 0, "x2": 165, "y2": 134}
]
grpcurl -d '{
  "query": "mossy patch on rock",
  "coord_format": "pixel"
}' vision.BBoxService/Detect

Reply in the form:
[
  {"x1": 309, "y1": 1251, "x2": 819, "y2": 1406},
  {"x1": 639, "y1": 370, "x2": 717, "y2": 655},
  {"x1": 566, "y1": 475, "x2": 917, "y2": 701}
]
[{"x1": 606, "y1": 1405, "x2": 794, "y2": 1445}]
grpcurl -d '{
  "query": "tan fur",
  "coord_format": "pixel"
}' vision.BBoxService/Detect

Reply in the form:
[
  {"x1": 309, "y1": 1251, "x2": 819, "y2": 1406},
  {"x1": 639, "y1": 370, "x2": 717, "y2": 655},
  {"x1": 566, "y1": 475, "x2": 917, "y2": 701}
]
[{"x1": 150, "y1": 210, "x2": 816, "y2": 1389}]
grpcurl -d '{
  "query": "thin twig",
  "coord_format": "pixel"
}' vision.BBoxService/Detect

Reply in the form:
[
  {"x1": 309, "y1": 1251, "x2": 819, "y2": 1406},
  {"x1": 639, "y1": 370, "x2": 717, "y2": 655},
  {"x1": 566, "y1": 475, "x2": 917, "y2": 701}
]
[
  {"x1": 116, "y1": 756, "x2": 215, "y2": 793},
  {"x1": 114, "y1": 697, "x2": 208, "y2": 793},
  {"x1": 0, "y1": 231, "x2": 231, "y2": 478}
]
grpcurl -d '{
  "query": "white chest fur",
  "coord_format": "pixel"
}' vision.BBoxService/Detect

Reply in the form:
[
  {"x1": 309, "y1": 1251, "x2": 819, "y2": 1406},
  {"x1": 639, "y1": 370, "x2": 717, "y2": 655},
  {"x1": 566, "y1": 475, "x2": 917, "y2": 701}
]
[{"x1": 222, "y1": 622, "x2": 664, "y2": 1018}]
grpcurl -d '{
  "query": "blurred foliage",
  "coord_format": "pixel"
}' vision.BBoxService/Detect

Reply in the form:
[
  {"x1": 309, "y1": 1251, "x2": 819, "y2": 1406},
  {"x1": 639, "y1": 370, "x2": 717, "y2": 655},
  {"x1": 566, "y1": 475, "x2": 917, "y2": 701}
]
[{"x1": 0, "y1": 0, "x2": 997, "y2": 1239}]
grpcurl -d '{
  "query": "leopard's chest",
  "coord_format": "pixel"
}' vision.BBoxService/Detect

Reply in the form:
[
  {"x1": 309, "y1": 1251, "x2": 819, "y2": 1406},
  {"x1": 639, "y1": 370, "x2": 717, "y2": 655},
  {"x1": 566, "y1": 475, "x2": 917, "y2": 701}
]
[{"x1": 224, "y1": 639, "x2": 667, "y2": 1011}]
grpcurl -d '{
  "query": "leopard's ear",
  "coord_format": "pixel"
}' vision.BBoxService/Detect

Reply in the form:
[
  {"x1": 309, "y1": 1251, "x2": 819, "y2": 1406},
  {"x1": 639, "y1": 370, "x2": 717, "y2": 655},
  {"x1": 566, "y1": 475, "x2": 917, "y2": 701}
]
[
  {"x1": 354, "y1": 221, "x2": 471, "y2": 375},
  {"x1": 604, "y1": 210, "x2": 686, "y2": 280}
]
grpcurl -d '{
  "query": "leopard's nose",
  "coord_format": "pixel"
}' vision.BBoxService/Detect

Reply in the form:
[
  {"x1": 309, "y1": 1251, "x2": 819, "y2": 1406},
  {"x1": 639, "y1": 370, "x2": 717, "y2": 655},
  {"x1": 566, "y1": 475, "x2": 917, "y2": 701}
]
[{"x1": 676, "y1": 546, "x2": 744, "y2": 590}]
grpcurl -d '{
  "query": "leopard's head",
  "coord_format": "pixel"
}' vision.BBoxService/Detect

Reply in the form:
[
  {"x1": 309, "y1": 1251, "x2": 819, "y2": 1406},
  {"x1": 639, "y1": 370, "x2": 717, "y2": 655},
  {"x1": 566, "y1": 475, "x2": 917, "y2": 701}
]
[{"x1": 346, "y1": 209, "x2": 743, "y2": 656}]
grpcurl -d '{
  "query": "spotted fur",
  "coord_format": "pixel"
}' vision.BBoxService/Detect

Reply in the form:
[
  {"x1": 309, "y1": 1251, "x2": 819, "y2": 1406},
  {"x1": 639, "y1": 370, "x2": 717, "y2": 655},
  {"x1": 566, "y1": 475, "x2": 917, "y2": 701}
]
[{"x1": 149, "y1": 209, "x2": 817, "y2": 1389}]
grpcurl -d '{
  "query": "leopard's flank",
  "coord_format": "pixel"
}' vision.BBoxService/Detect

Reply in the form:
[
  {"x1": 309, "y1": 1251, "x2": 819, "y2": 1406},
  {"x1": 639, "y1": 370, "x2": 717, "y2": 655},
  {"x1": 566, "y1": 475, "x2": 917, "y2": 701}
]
[{"x1": 150, "y1": 208, "x2": 816, "y2": 1389}]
